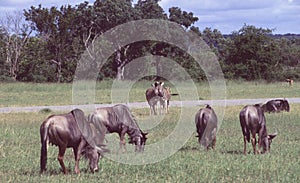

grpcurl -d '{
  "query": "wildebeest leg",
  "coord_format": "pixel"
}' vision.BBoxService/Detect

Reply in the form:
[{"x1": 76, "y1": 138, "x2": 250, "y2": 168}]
[
  {"x1": 57, "y1": 146, "x2": 67, "y2": 174},
  {"x1": 205, "y1": 136, "x2": 209, "y2": 150},
  {"x1": 243, "y1": 136, "x2": 247, "y2": 154},
  {"x1": 155, "y1": 103, "x2": 159, "y2": 115},
  {"x1": 211, "y1": 138, "x2": 216, "y2": 150},
  {"x1": 119, "y1": 126, "x2": 128, "y2": 153},
  {"x1": 251, "y1": 134, "x2": 257, "y2": 154},
  {"x1": 162, "y1": 100, "x2": 167, "y2": 114},
  {"x1": 166, "y1": 100, "x2": 169, "y2": 113},
  {"x1": 153, "y1": 104, "x2": 157, "y2": 115},
  {"x1": 211, "y1": 128, "x2": 217, "y2": 150},
  {"x1": 257, "y1": 139, "x2": 262, "y2": 154},
  {"x1": 119, "y1": 138, "x2": 126, "y2": 153},
  {"x1": 73, "y1": 147, "x2": 80, "y2": 174},
  {"x1": 150, "y1": 104, "x2": 157, "y2": 115},
  {"x1": 73, "y1": 140, "x2": 86, "y2": 174}
]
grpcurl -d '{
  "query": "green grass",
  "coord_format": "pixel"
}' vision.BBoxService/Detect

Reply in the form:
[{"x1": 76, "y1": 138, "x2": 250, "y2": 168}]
[
  {"x1": 0, "y1": 105, "x2": 299, "y2": 182},
  {"x1": 0, "y1": 80, "x2": 298, "y2": 107}
]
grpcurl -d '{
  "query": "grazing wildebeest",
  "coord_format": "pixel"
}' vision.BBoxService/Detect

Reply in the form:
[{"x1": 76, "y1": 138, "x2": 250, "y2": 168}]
[
  {"x1": 40, "y1": 109, "x2": 108, "y2": 174},
  {"x1": 239, "y1": 104, "x2": 277, "y2": 154},
  {"x1": 88, "y1": 104, "x2": 148, "y2": 152},
  {"x1": 195, "y1": 105, "x2": 218, "y2": 150},
  {"x1": 262, "y1": 99, "x2": 290, "y2": 113},
  {"x1": 145, "y1": 81, "x2": 164, "y2": 115}
]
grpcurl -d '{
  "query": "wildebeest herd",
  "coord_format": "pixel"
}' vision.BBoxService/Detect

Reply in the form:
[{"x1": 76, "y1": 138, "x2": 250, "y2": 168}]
[{"x1": 40, "y1": 81, "x2": 290, "y2": 174}]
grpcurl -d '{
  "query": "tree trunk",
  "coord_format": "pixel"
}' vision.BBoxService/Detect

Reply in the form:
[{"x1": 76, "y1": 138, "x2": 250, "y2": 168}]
[
  {"x1": 51, "y1": 59, "x2": 62, "y2": 83},
  {"x1": 116, "y1": 64, "x2": 125, "y2": 80},
  {"x1": 115, "y1": 50, "x2": 125, "y2": 80},
  {"x1": 115, "y1": 45, "x2": 130, "y2": 81}
]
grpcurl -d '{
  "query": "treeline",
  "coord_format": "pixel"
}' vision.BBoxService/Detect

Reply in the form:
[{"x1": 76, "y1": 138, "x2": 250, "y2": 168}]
[{"x1": 0, "y1": 0, "x2": 299, "y2": 82}]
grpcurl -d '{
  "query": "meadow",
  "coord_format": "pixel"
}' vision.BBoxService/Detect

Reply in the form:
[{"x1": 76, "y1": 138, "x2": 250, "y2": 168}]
[
  {"x1": 0, "y1": 80, "x2": 298, "y2": 107},
  {"x1": 0, "y1": 105, "x2": 299, "y2": 182},
  {"x1": 0, "y1": 81, "x2": 299, "y2": 182}
]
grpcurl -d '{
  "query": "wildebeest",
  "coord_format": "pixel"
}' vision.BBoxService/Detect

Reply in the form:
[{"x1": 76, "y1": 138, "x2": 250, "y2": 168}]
[
  {"x1": 88, "y1": 104, "x2": 148, "y2": 152},
  {"x1": 40, "y1": 109, "x2": 108, "y2": 174},
  {"x1": 145, "y1": 81, "x2": 164, "y2": 115},
  {"x1": 159, "y1": 87, "x2": 171, "y2": 114},
  {"x1": 239, "y1": 104, "x2": 277, "y2": 154},
  {"x1": 262, "y1": 99, "x2": 290, "y2": 113},
  {"x1": 195, "y1": 105, "x2": 218, "y2": 150}
]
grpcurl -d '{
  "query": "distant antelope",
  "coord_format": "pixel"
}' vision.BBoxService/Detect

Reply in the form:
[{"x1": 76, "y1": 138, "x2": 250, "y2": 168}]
[{"x1": 286, "y1": 79, "x2": 293, "y2": 87}]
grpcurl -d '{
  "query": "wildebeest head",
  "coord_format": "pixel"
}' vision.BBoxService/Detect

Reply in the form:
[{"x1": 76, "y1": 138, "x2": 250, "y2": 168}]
[
  {"x1": 83, "y1": 146, "x2": 101, "y2": 173},
  {"x1": 152, "y1": 81, "x2": 164, "y2": 97},
  {"x1": 261, "y1": 133, "x2": 277, "y2": 153},
  {"x1": 129, "y1": 131, "x2": 148, "y2": 152},
  {"x1": 282, "y1": 99, "x2": 290, "y2": 112}
]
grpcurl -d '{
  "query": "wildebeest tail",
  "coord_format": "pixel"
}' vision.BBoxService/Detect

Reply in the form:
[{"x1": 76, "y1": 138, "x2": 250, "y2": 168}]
[
  {"x1": 239, "y1": 110, "x2": 250, "y2": 142},
  {"x1": 195, "y1": 110, "x2": 206, "y2": 138},
  {"x1": 40, "y1": 119, "x2": 50, "y2": 173}
]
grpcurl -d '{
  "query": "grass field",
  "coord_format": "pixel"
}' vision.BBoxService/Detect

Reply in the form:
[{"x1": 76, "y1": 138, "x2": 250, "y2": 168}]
[
  {"x1": 0, "y1": 105, "x2": 299, "y2": 182},
  {"x1": 0, "y1": 80, "x2": 298, "y2": 107}
]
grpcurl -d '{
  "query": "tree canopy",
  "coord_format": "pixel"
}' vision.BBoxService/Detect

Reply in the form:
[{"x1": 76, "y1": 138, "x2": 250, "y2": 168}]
[{"x1": 0, "y1": 0, "x2": 299, "y2": 82}]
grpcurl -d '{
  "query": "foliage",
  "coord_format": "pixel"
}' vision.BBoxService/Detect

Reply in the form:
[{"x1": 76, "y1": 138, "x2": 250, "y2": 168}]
[
  {"x1": 0, "y1": 2, "x2": 299, "y2": 82},
  {"x1": 221, "y1": 25, "x2": 300, "y2": 81}
]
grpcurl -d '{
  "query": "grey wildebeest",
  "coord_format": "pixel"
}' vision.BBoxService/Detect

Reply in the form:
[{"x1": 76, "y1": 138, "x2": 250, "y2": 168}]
[
  {"x1": 239, "y1": 104, "x2": 277, "y2": 154},
  {"x1": 40, "y1": 109, "x2": 108, "y2": 174},
  {"x1": 88, "y1": 104, "x2": 148, "y2": 152},
  {"x1": 145, "y1": 81, "x2": 164, "y2": 115},
  {"x1": 159, "y1": 86, "x2": 171, "y2": 114},
  {"x1": 262, "y1": 99, "x2": 290, "y2": 113},
  {"x1": 195, "y1": 105, "x2": 218, "y2": 150}
]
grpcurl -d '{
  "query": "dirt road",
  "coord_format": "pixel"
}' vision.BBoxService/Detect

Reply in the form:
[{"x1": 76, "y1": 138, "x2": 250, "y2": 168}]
[{"x1": 1, "y1": 98, "x2": 299, "y2": 113}]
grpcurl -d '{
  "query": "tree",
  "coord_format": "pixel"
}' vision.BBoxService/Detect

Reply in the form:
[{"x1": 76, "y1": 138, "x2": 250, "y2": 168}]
[
  {"x1": 135, "y1": 0, "x2": 167, "y2": 19},
  {"x1": 18, "y1": 37, "x2": 55, "y2": 82},
  {"x1": 0, "y1": 27, "x2": 9, "y2": 79},
  {"x1": 0, "y1": 11, "x2": 32, "y2": 80},
  {"x1": 168, "y1": 7, "x2": 199, "y2": 30},
  {"x1": 91, "y1": 0, "x2": 140, "y2": 80},
  {"x1": 201, "y1": 27, "x2": 228, "y2": 59},
  {"x1": 24, "y1": 5, "x2": 78, "y2": 82},
  {"x1": 223, "y1": 24, "x2": 280, "y2": 80}
]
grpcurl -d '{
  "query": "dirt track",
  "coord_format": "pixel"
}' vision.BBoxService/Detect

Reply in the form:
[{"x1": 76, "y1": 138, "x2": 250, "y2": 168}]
[{"x1": 1, "y1": 98, "x2": 299, "y2": 113}]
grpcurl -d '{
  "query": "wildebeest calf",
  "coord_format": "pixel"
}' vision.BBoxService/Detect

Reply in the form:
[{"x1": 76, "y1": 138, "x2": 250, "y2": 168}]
[
  {"x1": 239, "y1": 104, "x2": 277, "y2": 154},
  {"x1": 195, "y1": 105, "x2": 218, "y2": 150}
]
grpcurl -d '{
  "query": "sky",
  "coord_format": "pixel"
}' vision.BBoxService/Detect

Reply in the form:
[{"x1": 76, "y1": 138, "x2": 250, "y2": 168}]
[{"x1": 0, "y1": 0, "x2": 299, "y2": 34}]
